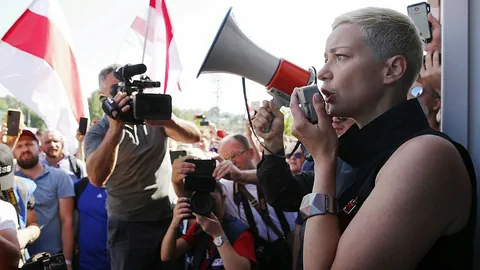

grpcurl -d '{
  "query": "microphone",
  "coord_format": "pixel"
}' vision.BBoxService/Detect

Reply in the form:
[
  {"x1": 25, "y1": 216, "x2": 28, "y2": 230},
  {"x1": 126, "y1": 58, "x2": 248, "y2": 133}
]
[{"x1": 114, "y1": 64, "x2": 147, "y2": 80}]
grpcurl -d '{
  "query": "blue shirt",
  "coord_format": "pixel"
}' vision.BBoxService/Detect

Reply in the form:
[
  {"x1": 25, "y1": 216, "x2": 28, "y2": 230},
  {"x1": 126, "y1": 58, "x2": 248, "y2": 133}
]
[
  {"x1": 301, "y1": 160, "x2": 315, "y2": 172},
  {"x1": 77, "y1": 182, "x2": 109, "y2": 270},
  {"x1": 15, "y1": 165, "x2": 74, "y2": 255},
  {"x1": 13, "y1": 176, "x2": 37, "y2": 229},
  {"x1": 40, "y1": 155, "x2": 86, "y2": 184}
]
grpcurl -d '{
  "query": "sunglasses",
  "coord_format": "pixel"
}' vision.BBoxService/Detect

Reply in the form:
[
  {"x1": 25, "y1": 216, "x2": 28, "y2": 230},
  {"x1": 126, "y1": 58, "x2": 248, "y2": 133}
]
[
  {"x1": 410, "y1": 86, "x2": 424, "y2": 98},
  {"x1": 287, "y1": 152, "x2": 304, "y2": 159}
]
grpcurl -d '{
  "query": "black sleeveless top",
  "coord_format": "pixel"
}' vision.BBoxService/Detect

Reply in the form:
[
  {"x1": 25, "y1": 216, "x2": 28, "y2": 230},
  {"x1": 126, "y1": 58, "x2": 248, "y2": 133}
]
[{"x1": 336, "y1": 99, "x2": 477, "y2": 270}]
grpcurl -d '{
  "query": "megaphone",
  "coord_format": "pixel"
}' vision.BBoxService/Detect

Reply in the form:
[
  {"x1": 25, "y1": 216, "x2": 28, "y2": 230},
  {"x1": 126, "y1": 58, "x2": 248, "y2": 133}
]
[{"x1": 197, "y1": 7, "x2": 316, "y2": 107}]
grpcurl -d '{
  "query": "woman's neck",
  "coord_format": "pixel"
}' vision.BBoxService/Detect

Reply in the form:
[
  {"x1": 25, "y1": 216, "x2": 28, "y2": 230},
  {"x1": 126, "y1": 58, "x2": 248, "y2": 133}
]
[{"x1": 354, "y1": 92, "x2": 406, "y2": 129}]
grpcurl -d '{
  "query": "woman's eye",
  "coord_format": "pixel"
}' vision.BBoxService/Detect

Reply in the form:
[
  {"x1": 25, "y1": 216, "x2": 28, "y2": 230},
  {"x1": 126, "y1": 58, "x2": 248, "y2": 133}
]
[{"x1": 336, "y1": 54, "x2": 347, "y2": 61}]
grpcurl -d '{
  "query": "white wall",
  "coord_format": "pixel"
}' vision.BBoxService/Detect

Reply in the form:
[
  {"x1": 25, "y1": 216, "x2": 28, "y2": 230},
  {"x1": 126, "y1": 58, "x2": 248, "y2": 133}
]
[{"x1": 442, "y1": 0, "x2": 480, "y2": 267}]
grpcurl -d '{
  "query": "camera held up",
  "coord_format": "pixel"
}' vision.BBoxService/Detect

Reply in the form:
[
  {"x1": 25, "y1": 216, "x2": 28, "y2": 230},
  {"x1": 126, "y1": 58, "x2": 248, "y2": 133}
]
[
  {"x1": 184, "y1": 159, "x2": 217, "y2": 217},
  {"x1": 101, "y1": 63, "x2": 172, "y2": 125}
]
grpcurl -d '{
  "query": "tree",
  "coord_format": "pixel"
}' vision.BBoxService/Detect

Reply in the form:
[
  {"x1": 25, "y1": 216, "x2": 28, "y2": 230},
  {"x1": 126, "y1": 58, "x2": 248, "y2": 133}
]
[
  {"x1": 88, "y1": 90, "x2": 104, "y2": 122},
  {"x1": 0, "y1": 95, "x2": 46, "y2": 128},
  {"x1": 206, "y1": 106, "x2": 220, "y2": 123}
]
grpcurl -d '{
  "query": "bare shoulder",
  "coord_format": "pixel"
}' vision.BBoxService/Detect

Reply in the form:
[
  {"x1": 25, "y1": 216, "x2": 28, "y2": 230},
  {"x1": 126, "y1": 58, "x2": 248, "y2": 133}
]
[
  {"x1": 379, "y1": 134, "x2": 472, "y2": 233},
  {"x1": 332, "y1": 135, "x2": 473, "y2": 269}
]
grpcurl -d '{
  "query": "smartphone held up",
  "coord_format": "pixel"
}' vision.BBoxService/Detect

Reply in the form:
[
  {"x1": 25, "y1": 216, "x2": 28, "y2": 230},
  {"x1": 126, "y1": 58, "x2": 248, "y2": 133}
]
[
  {"x1": 6, "y1": 109, "x2": 22, "y2": 137},
  {"x1": 79, "y1": 117, "x2": 88, "y2": 135},
  {"x1": 407, "y1": 2, "x2": 433, "y2": 43}
]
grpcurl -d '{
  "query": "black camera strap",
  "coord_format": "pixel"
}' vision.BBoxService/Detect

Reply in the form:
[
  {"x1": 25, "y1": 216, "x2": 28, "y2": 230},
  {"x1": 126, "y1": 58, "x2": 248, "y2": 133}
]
[
  {"x1": 67, "y1": 155, "x2": 81, "y2": 179},
  {"x1": 234, "y1": 183, "x2": 287, "y2": 239},
  {"x1": 258, "y1": 183, "x2": 291, "y2": 238},
  {"x1": 234, "y1": 183, "x2": 259, "y2": 239}
]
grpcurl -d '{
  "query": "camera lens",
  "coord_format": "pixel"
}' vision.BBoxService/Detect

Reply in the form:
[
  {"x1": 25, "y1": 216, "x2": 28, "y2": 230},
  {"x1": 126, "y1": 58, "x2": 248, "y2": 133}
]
[{"x1": 190, "y1": 192, "x2": 214, "y2": 216}]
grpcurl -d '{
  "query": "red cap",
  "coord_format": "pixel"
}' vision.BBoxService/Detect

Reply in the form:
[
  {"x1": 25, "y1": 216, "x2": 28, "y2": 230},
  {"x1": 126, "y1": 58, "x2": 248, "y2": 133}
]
[
  {"x1": 217, "y1": 129, "x2": 227, "y2": 138},
  {"x1": 19, "y1": 129, "x2": 39, "y2": 143}
]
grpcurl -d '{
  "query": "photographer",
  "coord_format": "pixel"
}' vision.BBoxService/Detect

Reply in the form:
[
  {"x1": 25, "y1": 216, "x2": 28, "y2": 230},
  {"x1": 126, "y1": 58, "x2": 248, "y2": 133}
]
[
  {"x1": 161, "y1": 181, "x2": 256, "y2": 270},
  {"x1": 253, "y1": 7, "x2": 476, "y2": 269},
  {"x1": 85, "y1": 64, "x2": 201, "y2": 270},
  {"x1": 171, "y1": 135, "x2": 295, "y2": 270}
]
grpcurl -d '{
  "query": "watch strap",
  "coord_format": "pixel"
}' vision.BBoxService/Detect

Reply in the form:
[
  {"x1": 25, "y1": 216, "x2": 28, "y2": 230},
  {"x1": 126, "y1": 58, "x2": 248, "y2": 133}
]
[{"x1": 300, "y1": 193, "x2": 338, "y2": 220}]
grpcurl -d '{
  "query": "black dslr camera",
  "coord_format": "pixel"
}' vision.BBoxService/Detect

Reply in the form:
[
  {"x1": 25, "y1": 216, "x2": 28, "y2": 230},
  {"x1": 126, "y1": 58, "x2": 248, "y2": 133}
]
[
  {"x1": 21, "y1": 253, "x2": 67, "y2": 270},
  {"x1": 101, "y1": 63, "x2": 172, "y2": 125},
  {"x1": 184, "y1": 159, "x2": 217, "y2": 216}
]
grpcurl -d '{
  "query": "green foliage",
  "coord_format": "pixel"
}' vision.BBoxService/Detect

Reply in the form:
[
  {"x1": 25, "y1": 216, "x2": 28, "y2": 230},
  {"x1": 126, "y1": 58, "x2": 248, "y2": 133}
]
[
  {"x1": 281, "y1": 107, "x2": 293, "y2": 136},
  {"x1": 169, "y1": 106, "x2": 295, "y2": 137},
  {"x1": 0, "y1": 95, "x2": 46, "y2": 128},
  {"x1": 0, "y1": 93, "x2": 297, "y2": 138},
  {"x1": 88, "y1": 90, "x2": 104, "y2": 122}
]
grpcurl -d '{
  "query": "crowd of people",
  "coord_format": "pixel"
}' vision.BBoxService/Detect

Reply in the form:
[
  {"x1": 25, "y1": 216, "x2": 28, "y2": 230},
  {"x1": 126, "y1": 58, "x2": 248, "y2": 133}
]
[{"x1": 0, "y1": 5, "x2": 477, "y2": 270}]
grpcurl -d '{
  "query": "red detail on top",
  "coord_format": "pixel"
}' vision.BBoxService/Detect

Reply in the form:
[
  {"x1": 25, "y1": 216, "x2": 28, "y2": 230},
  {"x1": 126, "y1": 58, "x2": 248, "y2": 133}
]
[
  {"x1": 160, "y1": 0, "x2": 174, "y2": 94},
  {"x1": 150, "y1": 0, "x2": 156, "y2": 8},
  {"x1": 343, "y1": 197, "x2": 358, "y2": 214}
]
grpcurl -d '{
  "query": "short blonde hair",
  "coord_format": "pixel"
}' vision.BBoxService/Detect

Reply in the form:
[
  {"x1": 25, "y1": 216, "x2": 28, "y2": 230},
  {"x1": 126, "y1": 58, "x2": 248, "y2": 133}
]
[{"x1": 332, "y1": 7, "x2": 423, "y2": 90}]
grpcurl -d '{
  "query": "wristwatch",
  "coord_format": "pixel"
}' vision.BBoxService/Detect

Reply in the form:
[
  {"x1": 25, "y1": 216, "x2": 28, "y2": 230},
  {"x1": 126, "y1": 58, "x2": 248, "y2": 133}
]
[
  {"x1": 213, "y1": 235, "x2": 228, "y2": 247},
  {"x1": 300, "y1": 193, "x2": 339, "y2": 220}
]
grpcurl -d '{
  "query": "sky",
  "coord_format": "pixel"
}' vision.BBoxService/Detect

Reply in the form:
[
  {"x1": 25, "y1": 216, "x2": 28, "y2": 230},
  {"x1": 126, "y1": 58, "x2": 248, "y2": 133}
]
[{"x1": 1, "y1": 0, "x2": 415, "y2": 115}]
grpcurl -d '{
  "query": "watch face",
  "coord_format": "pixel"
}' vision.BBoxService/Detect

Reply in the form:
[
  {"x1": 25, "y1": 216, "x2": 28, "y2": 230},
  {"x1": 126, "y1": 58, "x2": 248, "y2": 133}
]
[{"x1": 214, "y1": 236, "x2": 224, "y2": 246}]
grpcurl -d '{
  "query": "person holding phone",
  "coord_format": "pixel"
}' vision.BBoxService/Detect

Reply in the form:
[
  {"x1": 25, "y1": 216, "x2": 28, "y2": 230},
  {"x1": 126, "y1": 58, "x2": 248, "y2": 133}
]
[
  {"x1": 420, "y1": 13, "x2": 442, "y2": 97},
  {"x1": 254, "y1": 7, "x2": 476, "y2": 269}
]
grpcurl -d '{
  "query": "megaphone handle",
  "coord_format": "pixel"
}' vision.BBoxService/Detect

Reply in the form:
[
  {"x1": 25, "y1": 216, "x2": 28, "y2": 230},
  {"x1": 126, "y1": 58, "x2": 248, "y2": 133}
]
[{"x1": 262, "y1": 116, "x2": 274, "y2": 133}]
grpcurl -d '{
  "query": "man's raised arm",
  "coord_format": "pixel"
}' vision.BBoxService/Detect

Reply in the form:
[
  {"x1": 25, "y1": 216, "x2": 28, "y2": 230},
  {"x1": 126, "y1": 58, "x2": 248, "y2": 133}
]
[
  {"x1": 85, "y1": 120, "x2": 123, "y2": 187},
  {"x1": 146, "y1": 114, "x2": 201, "y2": 144},
  {"x1": 85, "y1": 92, "x2": 130, "y2": 187}
]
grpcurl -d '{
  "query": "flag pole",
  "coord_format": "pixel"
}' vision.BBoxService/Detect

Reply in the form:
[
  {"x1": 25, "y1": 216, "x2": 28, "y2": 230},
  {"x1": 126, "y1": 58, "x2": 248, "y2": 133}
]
[{"x1": 141, "y1": 2, "x2": 153, "y2": 64}]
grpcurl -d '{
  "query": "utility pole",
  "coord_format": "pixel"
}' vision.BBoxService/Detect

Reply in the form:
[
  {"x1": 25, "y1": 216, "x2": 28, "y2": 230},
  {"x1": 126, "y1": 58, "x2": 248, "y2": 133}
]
[{"x1": 210, "y1": 74, "x2": 221, "y2": 124}]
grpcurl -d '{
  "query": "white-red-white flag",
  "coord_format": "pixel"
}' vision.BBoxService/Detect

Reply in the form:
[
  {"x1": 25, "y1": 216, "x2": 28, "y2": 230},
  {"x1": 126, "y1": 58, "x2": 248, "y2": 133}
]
[
  {"x1": 119, "y1": 0, "x2": 182, "y2": 94},
  {"x1": 0, "y1": 0, "x2": 89, "y2": 154}
]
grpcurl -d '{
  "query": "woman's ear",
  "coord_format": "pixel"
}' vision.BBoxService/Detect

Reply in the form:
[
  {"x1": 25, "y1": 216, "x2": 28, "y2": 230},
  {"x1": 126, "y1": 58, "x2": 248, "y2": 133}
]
[{"x1": 383, "y1": 55, "x2": 408, "y2": 85}]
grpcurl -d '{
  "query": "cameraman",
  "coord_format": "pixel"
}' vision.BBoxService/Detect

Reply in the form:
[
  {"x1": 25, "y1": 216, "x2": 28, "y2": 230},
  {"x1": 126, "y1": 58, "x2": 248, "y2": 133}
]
[
  {"x1": 85, "y1": 64, "x2": 201, "y2": 270},
  {"x1": 161, "y1": 181, "x2": 256, "y2": 270}
]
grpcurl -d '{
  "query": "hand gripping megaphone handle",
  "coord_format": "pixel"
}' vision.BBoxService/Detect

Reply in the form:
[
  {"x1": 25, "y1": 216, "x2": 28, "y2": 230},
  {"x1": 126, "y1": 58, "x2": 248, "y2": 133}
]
[
  {"x1": 263, "y1": 118, "x2": 274, "y2": 133},
  {"x1": 262, "y1": 88, "x2": 290, "y2": 133}
]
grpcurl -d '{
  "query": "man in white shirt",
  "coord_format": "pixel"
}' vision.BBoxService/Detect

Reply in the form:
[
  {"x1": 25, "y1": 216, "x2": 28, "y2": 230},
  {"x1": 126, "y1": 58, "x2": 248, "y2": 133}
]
[
  {"x1": 171, "y1": 134, "x2": 296, "y2": 270},
  {"x1": 214, "y1": 135, "x2": 296, "y2": 242}
]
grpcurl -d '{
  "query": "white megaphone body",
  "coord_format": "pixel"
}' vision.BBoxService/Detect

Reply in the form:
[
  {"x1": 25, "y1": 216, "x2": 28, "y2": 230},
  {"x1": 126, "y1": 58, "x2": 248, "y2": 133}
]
[{"x1": 197, "y1": 7, "x2": 316, "y2": 108}]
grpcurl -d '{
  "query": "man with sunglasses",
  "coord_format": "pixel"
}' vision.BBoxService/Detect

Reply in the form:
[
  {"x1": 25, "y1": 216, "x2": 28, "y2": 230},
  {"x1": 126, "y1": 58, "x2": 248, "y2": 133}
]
[
  {"x1": 285, "y1": 143, "x2": 305, "y2": 175},
  {"x1": 408, "y1": 82, "x2": 441, "y2": 130},
  {"x1": 215, "y1": 135, "x2": 296, "y2": 270}
]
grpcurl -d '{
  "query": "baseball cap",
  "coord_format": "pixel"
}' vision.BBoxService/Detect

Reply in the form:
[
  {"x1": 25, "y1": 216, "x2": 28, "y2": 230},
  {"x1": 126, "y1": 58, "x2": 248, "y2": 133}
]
[
  {"x1": 217, "y1": 129, "x2": 227, "y2": 139},
  {"x1": 18, "y1": 129, "x2": 39, "y2": 143},
  {"x1": 0, "y1": 144, "x2": 15, "y2": 191}
]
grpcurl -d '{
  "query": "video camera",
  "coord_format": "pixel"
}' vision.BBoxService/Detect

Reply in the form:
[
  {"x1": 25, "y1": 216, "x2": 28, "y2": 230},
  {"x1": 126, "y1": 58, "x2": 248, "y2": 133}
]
[
  {"x1": 21, "y1": 253, "x2": 67, "y2": 270},
  {"x1": 184, "y1": 159, "x2": 217, "y2": 217},
  {"x1": 101, "y1": 63, "x2": 172, "y2": 125}
]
